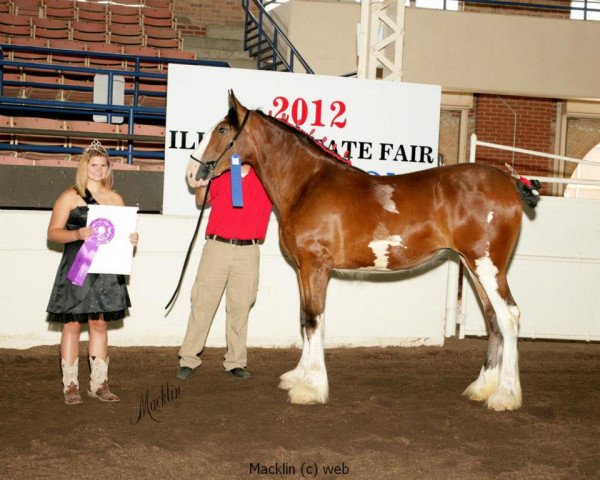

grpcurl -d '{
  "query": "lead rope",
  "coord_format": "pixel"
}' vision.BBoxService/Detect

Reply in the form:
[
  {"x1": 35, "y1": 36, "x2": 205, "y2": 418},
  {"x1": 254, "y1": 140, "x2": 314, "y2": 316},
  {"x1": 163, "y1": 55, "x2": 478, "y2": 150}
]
[{"x1": 164, "y1": 181, "x2": 212, "y2": 312}]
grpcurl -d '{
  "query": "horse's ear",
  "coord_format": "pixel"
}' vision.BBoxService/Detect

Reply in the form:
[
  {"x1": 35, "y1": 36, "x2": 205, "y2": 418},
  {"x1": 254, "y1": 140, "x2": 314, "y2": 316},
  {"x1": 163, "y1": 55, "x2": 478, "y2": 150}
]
[
  {"x1": 228, "y1": 90, "x2": 245, "y2": 128},
  {"x1": 228, "y1": 90, "x2": 242, "y2": 112}
]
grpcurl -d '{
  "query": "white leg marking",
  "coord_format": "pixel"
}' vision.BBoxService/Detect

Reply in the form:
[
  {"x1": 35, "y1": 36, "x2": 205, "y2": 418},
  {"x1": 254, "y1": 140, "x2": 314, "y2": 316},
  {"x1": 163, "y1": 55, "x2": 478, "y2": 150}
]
[
  {"x1": 279, "y1": 328, "x2": 310, "y2": 390},
  {"x1": 474, "y1": 254, "x2": 522, "y2": 411},
  {"x1": 462, "y1": 365, "x2": 500, "y2": 402},
  {"x1": 487, "y1": 211, "x2": 494, "y2": 223},
  {"x1": 288, "y1": 316, "x2": 329, "y2": 404},
  {"x1": 374, "y1": 184, "x2": 399, "y2": 214}
]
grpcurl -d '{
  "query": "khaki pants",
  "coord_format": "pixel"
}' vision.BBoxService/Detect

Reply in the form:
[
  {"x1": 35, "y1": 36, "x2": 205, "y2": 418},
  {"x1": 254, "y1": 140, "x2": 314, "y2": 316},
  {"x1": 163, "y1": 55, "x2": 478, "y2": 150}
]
[{"x1": 178, "y1": 240, "x2": 260, "y2": 371}]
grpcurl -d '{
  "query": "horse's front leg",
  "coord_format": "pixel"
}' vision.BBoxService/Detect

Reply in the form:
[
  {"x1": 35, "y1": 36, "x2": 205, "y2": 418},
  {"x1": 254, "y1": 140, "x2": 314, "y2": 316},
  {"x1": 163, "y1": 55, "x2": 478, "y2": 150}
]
[
  {"x1": 288, "y1": 314, "x2": 328, "y2": 404},
  {"x1": 278, "y1": 327, "x2": 309, "y2": 390},
  {"x1": 286, "y1": 265, "x2": 330, "y2": 404}
]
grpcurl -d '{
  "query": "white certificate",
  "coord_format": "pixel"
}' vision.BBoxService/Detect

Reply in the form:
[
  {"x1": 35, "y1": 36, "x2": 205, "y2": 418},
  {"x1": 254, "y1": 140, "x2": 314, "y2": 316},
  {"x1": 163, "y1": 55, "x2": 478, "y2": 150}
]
[{"x1": 87, "y1": 205, "x2": 138, "y2": 275}]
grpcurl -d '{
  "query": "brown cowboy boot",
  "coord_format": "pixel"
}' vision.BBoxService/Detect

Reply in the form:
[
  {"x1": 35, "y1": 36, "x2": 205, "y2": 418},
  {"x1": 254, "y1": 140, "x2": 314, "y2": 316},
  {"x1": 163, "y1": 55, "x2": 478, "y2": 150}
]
[
  {"x1": 61, "y1": 358, "x2": 82, "y2": 405},
  {"x1": 88, "y1": 356, "x2": 120, "y2": 402}
]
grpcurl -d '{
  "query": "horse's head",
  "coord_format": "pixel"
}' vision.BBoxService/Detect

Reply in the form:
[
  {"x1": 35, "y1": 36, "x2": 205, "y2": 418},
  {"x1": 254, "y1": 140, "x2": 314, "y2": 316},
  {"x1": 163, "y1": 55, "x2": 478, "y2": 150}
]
[{"x1": 186, "y1": 90, "x2": 251, "y2": 188}]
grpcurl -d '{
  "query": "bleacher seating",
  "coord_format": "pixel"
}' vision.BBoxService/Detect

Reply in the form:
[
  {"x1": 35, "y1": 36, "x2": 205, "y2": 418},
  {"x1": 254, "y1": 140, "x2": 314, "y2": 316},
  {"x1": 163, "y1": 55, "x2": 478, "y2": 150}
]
[
  {"x1": 0, "y1": 0, "x2": 225, "y2": 170},
  {"x1": 75, "y1": 2, "x2": 107, "y2": 23},
  {"x1": 2, "y1": 0, "x2": 181, "y2": 50},
  {"x1": 12, "y1": 0, "x2": 43, "y2": 17},
  {"x1": 43, "y1": 0, "x2": 76, "y2": 20},
  {"x1": 0, "y1": 14, "x2": 32, "y2": 39},
  {"x1": 145, "y1": 25, "x2": 181, "y2": 49},
  {"x1": 32, "y1": 17, "x2": 70, "y2": 40},
  {"x1": 48, "y1": 38, "x2": 87, "y2": 66},
  {"x1": 109, "y1": 24, "x2": 145, "y2": 47}
]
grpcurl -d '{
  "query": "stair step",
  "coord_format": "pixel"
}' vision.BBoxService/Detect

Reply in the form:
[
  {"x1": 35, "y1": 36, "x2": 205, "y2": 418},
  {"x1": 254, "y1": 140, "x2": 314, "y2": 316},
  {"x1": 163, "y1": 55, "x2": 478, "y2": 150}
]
[
  {"x1": 183, "y1": 35, "x2": 244, "y2": 52},
  {"x1": 246, "y1": 40, "x2": 272, "y2": 54},
  {"x1": 190, "y1": 47, "x2": 253, "y2": 62},
  {"x1": 254, "y1": 45, "x2": 274, "y2": 56},
  {"x1": 205, "y1": 22, "x2": 245, "y2": 41},
  {"x1": 226, "y1": 58, "x2": 260, "y2": 70}
]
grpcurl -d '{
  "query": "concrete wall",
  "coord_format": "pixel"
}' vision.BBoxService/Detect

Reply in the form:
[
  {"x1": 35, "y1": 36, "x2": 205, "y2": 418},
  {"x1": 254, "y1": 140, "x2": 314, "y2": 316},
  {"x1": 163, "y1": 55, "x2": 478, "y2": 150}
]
[
  {"x1": 0, "y1": 165, "x2": 163, "y2": 212},
  {"x1": 0, "y1": 211, "x2": 450, "y2": 349},
  {"x1": 275, "y1": 2, "x2": 600, "y2": 100},
  {"x1": 404, "y1": 9, "x2": 600, "y2": 100},
  {"x1": 273, "y1": 0, "x2": 360, "y2": 76}
]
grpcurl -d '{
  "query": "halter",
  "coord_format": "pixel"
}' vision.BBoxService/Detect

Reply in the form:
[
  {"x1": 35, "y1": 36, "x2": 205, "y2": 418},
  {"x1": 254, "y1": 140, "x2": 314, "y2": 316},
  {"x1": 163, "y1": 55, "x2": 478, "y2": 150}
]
[{"x1": 190, "y1": 109, "x2": 251, "y2": 181}]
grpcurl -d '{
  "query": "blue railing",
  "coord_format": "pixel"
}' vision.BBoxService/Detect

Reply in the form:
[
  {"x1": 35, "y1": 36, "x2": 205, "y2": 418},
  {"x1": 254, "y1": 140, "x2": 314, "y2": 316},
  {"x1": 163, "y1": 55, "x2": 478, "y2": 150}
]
[
  {"x1": 241, "y1": 0, "x2": 313, "y2": 73},
  {"x1": 0, "y1": 44, "x2": 230, "y2": 164}
]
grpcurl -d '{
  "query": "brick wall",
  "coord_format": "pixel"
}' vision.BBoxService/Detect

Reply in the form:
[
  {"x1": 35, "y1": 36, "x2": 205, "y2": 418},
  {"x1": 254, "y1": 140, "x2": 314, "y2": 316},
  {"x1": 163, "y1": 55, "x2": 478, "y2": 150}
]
[
  {"x1": 174, "y1": 0, "x2": 248, "y2": 36},
  {"x1": 463, "y1": 0, "x2": 570, "y2": 19},
  {"x1": 474, "y1": 95, "x2": 557, "y2": 190}
]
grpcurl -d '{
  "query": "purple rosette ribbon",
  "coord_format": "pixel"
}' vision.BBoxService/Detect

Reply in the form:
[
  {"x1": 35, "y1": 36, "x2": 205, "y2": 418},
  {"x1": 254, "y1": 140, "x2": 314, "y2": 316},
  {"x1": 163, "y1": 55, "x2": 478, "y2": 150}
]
[{"x1": 67, "y1": 217, "x2": 115, "y2": 287}]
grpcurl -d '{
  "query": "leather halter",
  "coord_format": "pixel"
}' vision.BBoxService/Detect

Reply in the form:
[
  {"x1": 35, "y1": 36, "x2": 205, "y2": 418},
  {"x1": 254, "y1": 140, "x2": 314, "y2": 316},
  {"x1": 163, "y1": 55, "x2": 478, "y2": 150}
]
[{"x1": 190, "y1": 109, "x2": 251, "y2": 181}]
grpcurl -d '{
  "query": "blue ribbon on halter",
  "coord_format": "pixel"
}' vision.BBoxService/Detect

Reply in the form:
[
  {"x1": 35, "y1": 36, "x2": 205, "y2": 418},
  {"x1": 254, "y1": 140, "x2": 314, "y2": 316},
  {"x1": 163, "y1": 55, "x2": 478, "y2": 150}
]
[{"x1": 230, "y1": 153, "x2": 243, "y2": 207}]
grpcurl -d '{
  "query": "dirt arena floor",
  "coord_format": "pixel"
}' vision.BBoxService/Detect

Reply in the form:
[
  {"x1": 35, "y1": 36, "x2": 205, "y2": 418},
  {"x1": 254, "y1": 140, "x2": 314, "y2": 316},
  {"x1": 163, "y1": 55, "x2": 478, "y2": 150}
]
[{"x1": 0, "y1": 337, "x2": 598, "y2": 480}]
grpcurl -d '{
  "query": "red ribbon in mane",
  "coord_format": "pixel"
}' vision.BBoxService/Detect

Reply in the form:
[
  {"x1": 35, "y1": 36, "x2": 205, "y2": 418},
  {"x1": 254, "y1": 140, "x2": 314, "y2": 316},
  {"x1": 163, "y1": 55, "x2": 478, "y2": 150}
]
[{"x1": 273, "y1": 115, "x2": 353, "y2": 166}]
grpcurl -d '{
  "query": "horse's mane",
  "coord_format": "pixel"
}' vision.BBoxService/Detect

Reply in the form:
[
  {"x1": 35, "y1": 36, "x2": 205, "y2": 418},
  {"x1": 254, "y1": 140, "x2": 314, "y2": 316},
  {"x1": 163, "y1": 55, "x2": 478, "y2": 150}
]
[{"x1": 250, "y1": 109, "x2": 354, "y2": 167}]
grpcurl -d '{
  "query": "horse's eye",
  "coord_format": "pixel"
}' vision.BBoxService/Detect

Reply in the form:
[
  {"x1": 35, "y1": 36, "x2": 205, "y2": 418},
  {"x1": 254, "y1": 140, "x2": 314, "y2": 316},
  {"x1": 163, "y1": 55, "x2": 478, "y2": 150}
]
[{"x1": 218, "y1": 127, "x2": 227, "y2": 135}]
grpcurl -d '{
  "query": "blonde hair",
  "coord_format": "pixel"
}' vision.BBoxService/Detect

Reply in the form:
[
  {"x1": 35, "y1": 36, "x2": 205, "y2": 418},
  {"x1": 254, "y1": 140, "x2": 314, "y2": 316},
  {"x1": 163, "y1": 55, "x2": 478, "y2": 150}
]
[{"x1": 74, "y1": 146, "x2": 113, "y2": 196}]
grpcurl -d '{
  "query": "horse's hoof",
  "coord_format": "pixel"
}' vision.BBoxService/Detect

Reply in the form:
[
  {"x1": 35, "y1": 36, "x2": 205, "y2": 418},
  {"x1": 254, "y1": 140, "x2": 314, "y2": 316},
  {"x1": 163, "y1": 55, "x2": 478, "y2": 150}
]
[
  {"x1": 462, "y1": 367, "x2": 498, "y2": 402},
  {"x1": 485, "y1": 387, "x2": 522, "y2": 411},
  {"x1": 278, "y1": 370, "x2": 302, "y2": 390},
  {"x1": 288, "y1": 380, "x2": 328, "y2": 405}
]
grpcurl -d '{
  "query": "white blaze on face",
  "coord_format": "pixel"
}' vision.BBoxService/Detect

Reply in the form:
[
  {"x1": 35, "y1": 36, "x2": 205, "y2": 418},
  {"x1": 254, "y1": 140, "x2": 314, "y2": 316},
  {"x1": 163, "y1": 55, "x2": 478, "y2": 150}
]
[
  {"x1": 374, "y1": 184, "x2": 399, "y2": 214},
  {"x1": 487, "y1": 211, "x2": 495, "y2": 223},
  {"x1": 190, "y1": 126, "x2": 214, "y2": 162},
  {"x1": 368, "y1": 235, "x2": 405, "y2": 269},
  {"x1": 186, "y1": 126, "x2": 215, "y2": 188}
]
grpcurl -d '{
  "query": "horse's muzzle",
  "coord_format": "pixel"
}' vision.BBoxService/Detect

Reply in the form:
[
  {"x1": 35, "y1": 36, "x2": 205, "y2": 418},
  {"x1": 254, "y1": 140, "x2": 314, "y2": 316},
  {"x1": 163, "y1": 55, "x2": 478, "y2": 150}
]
[{"x1": 192, "y1": 158, "x2": 217, "y2": 181}]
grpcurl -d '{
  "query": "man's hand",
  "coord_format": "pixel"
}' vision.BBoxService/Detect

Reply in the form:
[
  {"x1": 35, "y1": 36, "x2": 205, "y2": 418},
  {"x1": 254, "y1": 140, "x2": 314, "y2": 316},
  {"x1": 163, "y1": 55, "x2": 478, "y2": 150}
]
[{"x1": 190, "y1": 177, "x2": 210, "y2": 189}]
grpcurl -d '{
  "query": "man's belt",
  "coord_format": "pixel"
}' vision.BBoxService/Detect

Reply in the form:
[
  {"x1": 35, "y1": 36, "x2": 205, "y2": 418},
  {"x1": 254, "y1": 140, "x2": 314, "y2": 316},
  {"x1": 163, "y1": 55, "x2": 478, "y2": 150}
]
[{"x1": 206, "y1": 234, "x2": 262, "y2": 246}]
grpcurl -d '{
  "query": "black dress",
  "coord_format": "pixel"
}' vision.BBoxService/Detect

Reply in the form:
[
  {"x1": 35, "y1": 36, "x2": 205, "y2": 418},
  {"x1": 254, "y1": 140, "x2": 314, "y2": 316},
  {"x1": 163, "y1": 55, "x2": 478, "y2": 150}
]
[{"x1": 46, "y1": 189, "x2": 131, "y2": 323}]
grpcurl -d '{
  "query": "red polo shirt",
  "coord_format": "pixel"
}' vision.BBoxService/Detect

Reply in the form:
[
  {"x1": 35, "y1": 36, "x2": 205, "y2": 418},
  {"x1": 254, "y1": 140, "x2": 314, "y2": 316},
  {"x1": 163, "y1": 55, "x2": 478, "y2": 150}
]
[{"x1": 205, "y1": 168, "x2": 272, "y2": 240}]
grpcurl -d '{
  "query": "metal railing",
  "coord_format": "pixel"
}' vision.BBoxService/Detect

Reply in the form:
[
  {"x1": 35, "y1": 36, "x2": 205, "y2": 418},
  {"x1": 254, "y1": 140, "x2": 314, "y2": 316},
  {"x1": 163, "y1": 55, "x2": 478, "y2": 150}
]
[
  {"x1": 241, "y1": 0, "x2": 313, "y2": 73},
  {"x1": 469, "y1": 134, "x2": 600, "y2": 197},
  {"x1": 0, "y1": 44, "x2": 229, "y2": 163}
]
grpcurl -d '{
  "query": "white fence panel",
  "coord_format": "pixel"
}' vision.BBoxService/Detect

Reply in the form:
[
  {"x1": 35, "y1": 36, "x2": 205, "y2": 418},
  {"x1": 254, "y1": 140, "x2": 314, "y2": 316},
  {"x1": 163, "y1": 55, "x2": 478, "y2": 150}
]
[{"x1": 0, "y1": 211, "x2": 450, "y2": 349}]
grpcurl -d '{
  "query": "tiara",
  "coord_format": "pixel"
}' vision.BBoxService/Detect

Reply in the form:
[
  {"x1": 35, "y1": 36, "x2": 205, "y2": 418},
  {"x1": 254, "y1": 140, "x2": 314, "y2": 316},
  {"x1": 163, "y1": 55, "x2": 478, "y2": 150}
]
[{"x1": 84, "y1": 139, "x2": 108, "y2": 155}]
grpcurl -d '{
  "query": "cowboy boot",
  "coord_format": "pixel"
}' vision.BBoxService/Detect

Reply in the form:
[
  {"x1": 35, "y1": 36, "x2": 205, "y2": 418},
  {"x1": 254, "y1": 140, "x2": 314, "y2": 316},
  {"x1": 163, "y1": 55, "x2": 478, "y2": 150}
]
[
  {"x1": 88, "y1": 356, "x2": 120, "y2": 402},
  {"x1": 61, "y1": 358, "x2": 82, "y2": 405}
]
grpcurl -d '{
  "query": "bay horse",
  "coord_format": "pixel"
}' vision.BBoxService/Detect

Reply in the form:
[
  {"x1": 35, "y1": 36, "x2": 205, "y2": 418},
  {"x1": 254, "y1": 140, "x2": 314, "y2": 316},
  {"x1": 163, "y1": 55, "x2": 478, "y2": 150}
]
[{"x1": 186, "y1": 91, "x2": 540, "y2": 411}]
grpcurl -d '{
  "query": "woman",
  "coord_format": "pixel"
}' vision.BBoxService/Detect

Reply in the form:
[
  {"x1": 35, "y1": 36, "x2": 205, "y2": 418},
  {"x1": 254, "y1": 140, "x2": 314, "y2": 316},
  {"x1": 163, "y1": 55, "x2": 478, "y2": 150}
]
[{"x1": 46, "y1": 140, "x2": 138, "y2": 405}]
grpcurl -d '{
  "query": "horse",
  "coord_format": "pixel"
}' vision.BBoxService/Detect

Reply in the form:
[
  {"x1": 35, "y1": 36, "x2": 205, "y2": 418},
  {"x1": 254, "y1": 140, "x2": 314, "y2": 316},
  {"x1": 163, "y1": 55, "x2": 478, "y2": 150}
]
[{"x1": 186, "y1": 91, "x2": 540, "y2": 411}]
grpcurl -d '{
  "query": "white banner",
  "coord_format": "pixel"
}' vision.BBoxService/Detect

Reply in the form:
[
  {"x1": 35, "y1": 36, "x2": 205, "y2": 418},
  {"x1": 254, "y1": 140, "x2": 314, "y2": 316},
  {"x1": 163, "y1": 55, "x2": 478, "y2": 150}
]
[{"x1": 164, "y1": 66, "x2": 441, "y2": 216}]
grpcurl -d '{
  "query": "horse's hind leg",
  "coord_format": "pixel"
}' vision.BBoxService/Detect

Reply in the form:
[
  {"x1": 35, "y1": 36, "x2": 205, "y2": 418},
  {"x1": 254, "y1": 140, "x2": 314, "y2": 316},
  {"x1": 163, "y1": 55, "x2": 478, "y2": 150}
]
[
  {"x1": 466, "y1": 254, "x2": 522, "y2": 411},
  {"x1": 462, "y1": 275, "x2": 502, "y2": 402}
]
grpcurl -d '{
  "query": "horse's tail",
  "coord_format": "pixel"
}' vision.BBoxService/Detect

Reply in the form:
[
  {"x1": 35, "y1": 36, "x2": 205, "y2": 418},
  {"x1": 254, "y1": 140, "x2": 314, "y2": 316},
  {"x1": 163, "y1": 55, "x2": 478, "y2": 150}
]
[{"x1": 505, "y1": 164, "x2": 542, "y2": 209}]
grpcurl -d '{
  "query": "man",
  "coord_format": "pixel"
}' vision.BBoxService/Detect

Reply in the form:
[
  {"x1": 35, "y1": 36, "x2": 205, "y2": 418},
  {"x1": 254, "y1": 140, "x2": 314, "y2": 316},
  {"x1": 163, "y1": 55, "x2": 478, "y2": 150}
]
[{"x1": 177, "y1": 164, "x2": 272, "y2": 380}]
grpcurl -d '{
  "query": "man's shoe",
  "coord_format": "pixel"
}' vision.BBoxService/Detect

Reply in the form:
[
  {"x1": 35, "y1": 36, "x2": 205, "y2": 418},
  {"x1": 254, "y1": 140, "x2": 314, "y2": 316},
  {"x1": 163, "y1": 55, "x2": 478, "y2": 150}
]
[
  {"x1": 176, "y1": 366, "x2": 194, "y2": 380},
  {"x1": 228, "y1": 367, "x2": 251, "y2": 380}
]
